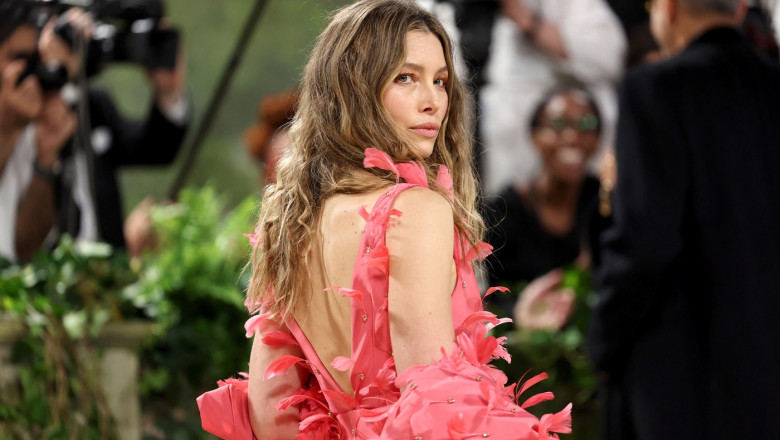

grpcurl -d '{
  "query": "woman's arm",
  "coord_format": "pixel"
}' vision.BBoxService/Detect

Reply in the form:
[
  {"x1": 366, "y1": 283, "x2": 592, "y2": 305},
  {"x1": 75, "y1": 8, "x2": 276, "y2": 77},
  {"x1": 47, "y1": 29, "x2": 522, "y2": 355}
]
[
  {"x1": 247, "y1": 325, "x2": 309, "y2": 440},
  {"x1": 387, "y1": 187, "x2": 456, "y2": 375}
]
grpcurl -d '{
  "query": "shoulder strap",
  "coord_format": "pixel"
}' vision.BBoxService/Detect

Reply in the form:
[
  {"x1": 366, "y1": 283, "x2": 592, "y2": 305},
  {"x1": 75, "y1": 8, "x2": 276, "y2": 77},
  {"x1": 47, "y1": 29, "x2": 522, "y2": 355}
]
[{"x1": 338, "y1": 183, "x2": 419, "y2": 396}]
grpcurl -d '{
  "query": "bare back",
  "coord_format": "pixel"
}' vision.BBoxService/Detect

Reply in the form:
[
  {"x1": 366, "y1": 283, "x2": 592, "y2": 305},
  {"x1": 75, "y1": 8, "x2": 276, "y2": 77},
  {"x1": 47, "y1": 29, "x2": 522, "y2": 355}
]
[{"x1": 292, "y1": 188, "x2": 391, "y2": 393}]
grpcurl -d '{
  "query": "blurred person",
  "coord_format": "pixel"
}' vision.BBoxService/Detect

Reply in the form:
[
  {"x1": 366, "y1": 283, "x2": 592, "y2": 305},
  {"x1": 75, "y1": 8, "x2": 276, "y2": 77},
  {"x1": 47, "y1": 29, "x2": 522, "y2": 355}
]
[
  {"x1": 38, "y1": 7, "x2": 190, "y2": 252},
  {"x1": 625, "y1": 20, "x2": 663, "y2": 67},
  {"x1": 197, "y1": 1, "x2": 572, "y2": 439},
  {"x1": 768, "y1": 0, "x2": 780, "y2": 42},
  {"x1": 0, "y1": 1, "x2": 76, "y2": 263},
  {"x1": 421, "y1": 0, "x2": 626, "y2": 195},
  {"x1": 587, "y1": 0, "x2": 780, "y2": 439},
  {"x1": 740, "y1": 0, "x2": 779, "y2": 59},
  {"x1": 485, "y1": 84, "x2": 602, "y2": 330},
  {"x1": 243, "y1": 88, "x2": 298, "y2": 185}
]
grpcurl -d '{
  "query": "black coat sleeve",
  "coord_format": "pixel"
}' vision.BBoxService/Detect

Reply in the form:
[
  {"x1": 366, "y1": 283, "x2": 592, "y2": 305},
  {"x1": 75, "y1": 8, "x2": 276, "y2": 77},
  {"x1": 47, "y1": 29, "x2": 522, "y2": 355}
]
[
  {"x1": 89, "y1": 88, "x2": 188, "y2": 167},
  {"x1": 587, "y1": 65, "x2": 690, "y2": 374}
]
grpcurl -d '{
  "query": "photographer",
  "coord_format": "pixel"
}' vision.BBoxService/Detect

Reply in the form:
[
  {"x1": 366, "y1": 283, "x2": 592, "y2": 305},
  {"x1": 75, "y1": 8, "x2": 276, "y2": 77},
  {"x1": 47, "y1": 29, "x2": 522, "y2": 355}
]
[
  {"x1": 41, "y1": 5, "x2": 190, "y2": 252},
  {"x1": 0, "y1": 1, "x2": 76, "y2": 263}
]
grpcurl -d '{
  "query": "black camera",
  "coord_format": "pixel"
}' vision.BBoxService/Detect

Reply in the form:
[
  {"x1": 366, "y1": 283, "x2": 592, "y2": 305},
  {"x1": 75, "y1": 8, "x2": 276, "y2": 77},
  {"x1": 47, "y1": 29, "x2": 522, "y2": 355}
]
[
  {"x1": 29, "y1": 0, "x2": 180, "y2": 76},
  {"x1": 16, "y1": 52, "x2": 70, "y2": 91}
]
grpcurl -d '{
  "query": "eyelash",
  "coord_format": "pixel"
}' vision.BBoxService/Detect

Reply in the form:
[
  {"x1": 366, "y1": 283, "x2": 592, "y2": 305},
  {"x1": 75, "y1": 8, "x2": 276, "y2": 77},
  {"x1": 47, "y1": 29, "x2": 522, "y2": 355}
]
[{"x1": 395, "y1": 73, "x2": 449, "y2": 87}]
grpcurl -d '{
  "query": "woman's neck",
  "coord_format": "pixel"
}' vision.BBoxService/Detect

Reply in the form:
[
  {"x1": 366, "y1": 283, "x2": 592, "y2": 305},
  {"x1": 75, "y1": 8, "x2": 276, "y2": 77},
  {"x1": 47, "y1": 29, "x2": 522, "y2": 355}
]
[{"x1": 532, "y1": 172, "x2": 582, "y2": 207}]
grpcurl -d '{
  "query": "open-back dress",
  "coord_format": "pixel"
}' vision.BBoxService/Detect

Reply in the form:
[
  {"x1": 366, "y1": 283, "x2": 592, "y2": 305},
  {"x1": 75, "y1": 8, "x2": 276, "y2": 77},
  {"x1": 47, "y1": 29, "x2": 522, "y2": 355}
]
[{"x1": 197, "y1": 149, "x2": 572, "y2": 440}]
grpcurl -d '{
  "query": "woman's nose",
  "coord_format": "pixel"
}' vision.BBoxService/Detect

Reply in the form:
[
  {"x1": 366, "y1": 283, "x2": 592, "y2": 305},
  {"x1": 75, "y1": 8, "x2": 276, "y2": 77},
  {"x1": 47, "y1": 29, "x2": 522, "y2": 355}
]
[
  {"x1": 561, "y1": 126, "x2": 579, "y2": 142},
  {"x1": 419, "y1": 84, "x2": 441, "y2": 114}
]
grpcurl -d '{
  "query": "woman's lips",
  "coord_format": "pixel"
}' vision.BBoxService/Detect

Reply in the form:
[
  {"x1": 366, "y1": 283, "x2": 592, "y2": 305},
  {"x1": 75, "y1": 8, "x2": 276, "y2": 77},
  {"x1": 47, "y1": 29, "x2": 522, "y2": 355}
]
[{"x1": 410, "y1": 123, "x2": 440, "y2": 138}]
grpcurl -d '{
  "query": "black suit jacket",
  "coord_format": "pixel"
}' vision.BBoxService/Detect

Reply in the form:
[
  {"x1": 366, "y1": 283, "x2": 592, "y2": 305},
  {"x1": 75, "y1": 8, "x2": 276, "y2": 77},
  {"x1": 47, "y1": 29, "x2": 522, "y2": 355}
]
[
  {"x1": 588, "y1": 27, "x2": 780, "y2": 439},
  {"x1": 59, "y1": 88, "x2": 188, "y2": 248}
]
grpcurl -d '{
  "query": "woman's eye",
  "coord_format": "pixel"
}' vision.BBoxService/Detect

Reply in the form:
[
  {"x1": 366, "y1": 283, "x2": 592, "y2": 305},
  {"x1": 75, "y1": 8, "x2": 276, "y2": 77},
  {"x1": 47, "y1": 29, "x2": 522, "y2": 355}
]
[
  {"x1": 395, "y1": 74, "x2": 413, "y2": 83},
  {"x1": 434, "y1": 77, "x2": 448, "y2": 87}
]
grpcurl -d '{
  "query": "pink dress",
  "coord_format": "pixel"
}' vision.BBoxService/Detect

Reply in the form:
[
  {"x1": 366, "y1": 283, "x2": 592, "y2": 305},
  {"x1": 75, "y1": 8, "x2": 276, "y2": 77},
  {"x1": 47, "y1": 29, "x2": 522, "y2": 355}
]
[{"x1": 197, "y1": 149, "x2": 571, "y2": 440}]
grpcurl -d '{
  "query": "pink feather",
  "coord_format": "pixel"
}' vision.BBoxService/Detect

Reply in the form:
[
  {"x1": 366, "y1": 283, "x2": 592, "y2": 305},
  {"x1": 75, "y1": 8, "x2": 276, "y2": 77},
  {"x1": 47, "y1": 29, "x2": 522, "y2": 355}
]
[
  {"x1": 244, "y1": 314, "x2": 268, "y2": 338},
  {"x1": 363, "y1": 148, "x2": 399, "y2": 180},
  {"x1": 261, "y1": 331, "x2": 299, "y2": 348},
  {"x1": 435, "y1": 164, "x2": 453, "y2": 196},
  {"x1": 518, "y1": 371, "x2": 549, "y2": 398},
  {"x1": 458, "y1": 310, "x2": 500, "y2": 331},
  {"x1": 263, "y1": 355, "x2": 306, "y2": 380},
  {"x1": 396, "y1": 161, "x2": 428, "y2": 186},
  {"x1": 331, "y1": 356, "x2": 355, "y2": 372},
  {"x1": 321, "y1": 389, "x2": 357, "y2": 409},
  {"x1": 484, "y1": 286, "x2": 510, "y2": 299},
  {"x1": 465, "y1": 241, "x2": 494, "y2": 262},
  {"x1": 276, "y1": 394, "x2": 312, "y2": 411},
  {"x1": 368, "y1": 245, "x2": 390, "y2": 275},
  {"x1": 538, "y1": 402, "x2": 573, "y2": 434},
  {"x1": 299, "y1": 413, "x2": 332, "y2": 431},
  {"x1": 521, "y1": 391, "x2": 555, "y2": 409}
]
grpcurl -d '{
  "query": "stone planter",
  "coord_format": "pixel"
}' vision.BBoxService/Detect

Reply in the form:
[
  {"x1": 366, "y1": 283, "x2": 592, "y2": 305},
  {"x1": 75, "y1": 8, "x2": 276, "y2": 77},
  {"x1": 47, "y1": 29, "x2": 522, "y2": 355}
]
[{"x1": 0, "y1": 315, "x2": 155, "y2": 440}]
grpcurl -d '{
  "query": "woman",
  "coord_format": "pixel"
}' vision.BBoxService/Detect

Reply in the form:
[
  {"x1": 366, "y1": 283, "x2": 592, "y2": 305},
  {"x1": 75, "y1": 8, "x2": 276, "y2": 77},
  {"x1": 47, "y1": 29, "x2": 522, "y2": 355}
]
[
  {"x1": 485, "y1": 85, "x2": 603, "y2": 330},
  {"x1": 198, "y1": 2, "x2": 570, "y2": 439}
]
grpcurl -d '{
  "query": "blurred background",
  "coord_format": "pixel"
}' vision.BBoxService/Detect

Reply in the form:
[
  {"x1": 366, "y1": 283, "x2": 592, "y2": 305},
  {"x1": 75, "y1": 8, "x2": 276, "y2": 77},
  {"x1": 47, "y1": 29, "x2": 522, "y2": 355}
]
[
  {"x1": 2, "y1": 0, "x2": 778, "y2": 439},
  {"x1": 101, "y1": 0, "x2": 350, "y2": 210}
]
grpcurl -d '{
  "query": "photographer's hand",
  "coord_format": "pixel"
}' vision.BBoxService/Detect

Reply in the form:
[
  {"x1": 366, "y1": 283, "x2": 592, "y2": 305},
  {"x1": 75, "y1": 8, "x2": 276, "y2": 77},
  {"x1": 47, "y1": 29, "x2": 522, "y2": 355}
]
[
  {"x1": 34, "y1": 93, "x2": 76, "y2": 167},
  {"x1": 12, "y1": 93, "x2": 76, "y2": 263},
  {"x1": 0, "y1": 60, "x2": 43, "y2": 129},
  {"x1": 513, "y1": 269, "x2": 576, "y2": 330},
  {"x1": 147, "y1": 46, "x2": 187, "y2": 113},
  {"x1": 0, "y1": 60, "x2": 43, "y2": 176},
  {"x1": 39, "y1": 9, "x2": 94, "y2": 81}
]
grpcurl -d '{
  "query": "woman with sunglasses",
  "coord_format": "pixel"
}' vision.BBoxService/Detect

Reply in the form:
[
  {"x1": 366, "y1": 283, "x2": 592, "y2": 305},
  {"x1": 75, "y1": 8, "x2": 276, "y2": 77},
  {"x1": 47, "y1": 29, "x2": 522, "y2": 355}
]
[{"x1": 485, "y1": 83, "x2": 603, "y2": 330}]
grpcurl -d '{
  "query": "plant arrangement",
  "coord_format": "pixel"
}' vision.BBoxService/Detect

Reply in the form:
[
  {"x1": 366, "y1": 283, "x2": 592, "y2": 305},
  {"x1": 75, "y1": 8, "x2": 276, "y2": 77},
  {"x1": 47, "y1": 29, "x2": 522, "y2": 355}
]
[
  {"x1": 128, "y1": 186, "x2": 257, "y2": 438},
  {"x1": 0, "y1": 238, "x2": 137, "y2": 439},
  {"x1": 0, "y1": 185, "x2": 258, "y2": 439},
  {"x1": 489, "y1": 266, "x2": 600, "y2": 440}
]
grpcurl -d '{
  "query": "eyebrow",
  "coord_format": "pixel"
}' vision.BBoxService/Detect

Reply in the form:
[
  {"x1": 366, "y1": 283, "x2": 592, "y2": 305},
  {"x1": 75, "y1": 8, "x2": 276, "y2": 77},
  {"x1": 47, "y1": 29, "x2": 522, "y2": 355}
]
[{"x1": 401, "y1": 62, "x2": 448, "y2": 74}]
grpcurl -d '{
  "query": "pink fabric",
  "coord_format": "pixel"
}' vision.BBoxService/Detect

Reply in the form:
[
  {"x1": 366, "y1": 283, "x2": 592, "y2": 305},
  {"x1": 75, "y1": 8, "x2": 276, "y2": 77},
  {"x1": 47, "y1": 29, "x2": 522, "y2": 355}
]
[
  {"x1": 197, "y1": 376, "x2": 256, "y2": 440},
  {"x1": 198, "y1": 149, "x2": 571, "y2": 439}
]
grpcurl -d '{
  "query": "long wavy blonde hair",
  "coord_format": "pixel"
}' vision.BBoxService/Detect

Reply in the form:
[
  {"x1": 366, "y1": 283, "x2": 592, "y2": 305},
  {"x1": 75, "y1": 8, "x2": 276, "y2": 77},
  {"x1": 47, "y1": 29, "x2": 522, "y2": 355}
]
[{"x1": 247, "y1": 0, "x2": 484, "y2": 317}]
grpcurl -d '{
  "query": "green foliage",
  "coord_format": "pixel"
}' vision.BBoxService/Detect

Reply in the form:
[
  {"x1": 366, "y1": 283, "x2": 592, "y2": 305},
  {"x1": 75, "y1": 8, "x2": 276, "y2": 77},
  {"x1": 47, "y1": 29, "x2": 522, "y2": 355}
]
[
  {"x1": 0, "y1": 238, "x2": 138, "y2": 439},
  {"x1": 490, "y1": 266, "x2": 600, "y2": 440},
  {"x1": 0, "y1": 185, "x2": 258, "y2": 439},
  {"x1": 126, "y1": 186, "x2": 257, "y2": 438}
]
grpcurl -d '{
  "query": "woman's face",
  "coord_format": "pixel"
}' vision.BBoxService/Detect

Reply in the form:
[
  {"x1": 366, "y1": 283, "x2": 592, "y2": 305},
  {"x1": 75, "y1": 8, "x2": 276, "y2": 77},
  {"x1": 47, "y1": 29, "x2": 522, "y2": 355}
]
[
  {"x1": 382, "y1": 30, "x2": 449, "y2": 158},
  {"x1": 531, "y1": 91, "x2": 600, "y2": 183}
]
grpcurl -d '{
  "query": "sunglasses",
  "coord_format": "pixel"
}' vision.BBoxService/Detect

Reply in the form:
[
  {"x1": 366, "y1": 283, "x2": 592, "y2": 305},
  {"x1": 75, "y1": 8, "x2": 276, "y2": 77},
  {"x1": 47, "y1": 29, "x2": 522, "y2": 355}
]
[{"x1": 536, "y1": 114, "x2": 600, "y2": 133}]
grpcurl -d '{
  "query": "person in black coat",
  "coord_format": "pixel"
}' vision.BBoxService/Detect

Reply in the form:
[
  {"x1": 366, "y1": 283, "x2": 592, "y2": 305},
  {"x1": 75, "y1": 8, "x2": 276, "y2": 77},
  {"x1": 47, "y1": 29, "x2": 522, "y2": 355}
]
[
  {"x1": 38, "y1": 8, "x2": 189, "y2": 251},
  {"x1": 57, "y1": 87, "x2": 188, "y2": 249},
  {"x1": 587, "y1": 0, "x2": 780, "y2": 439}
]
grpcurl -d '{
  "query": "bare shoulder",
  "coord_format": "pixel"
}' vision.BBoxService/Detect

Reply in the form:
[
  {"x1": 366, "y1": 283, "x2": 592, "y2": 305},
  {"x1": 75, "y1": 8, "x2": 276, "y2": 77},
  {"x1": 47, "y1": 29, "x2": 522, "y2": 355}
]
[
  {"x1": 391, "y1": 186, "x2": 454, "y2": 229},
  {"x1": 387, "y1": 186, "x2": 454, "y2": 260}
]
